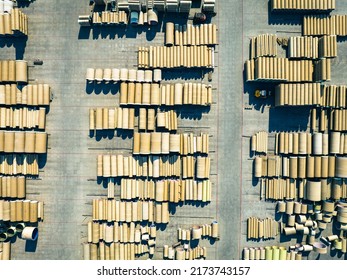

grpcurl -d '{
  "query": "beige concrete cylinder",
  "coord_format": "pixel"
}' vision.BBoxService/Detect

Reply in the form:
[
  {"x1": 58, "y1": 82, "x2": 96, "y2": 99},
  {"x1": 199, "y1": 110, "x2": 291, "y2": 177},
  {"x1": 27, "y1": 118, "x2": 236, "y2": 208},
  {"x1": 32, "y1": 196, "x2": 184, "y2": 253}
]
[
  {"x1": 4, "y1": 131, "x2": 14, "y2": 153},
  {"x1": 86, "y1": 68, "x2": 95, "y2": 81},
  {"x1": 140, "y1": 133, "x2": 151, "y2": 155},
  {"x1": 24, "y1": 132, "x2": 35, "y2": 153},
  {"x1": 34, "y1": 132, "x2": 47, "y2": 154},
  {"x1": 306, "y1": 180, "x2": 322, "y2": 201},
  {"x1": 15, "y1": 60, "x2": 28, "y2": 83},
  {"x1": 166, "y1": 22, "x2": 175, "y2": 46},
  {"x1": 29, "y1": 200, "x2": 38, "y2": 223},
  {"x1": 21, "y1": 227, "x2": 38, "y2": 241},
  {"x1": 336, "y1": 157, "x2": 347, "y2": 178}
]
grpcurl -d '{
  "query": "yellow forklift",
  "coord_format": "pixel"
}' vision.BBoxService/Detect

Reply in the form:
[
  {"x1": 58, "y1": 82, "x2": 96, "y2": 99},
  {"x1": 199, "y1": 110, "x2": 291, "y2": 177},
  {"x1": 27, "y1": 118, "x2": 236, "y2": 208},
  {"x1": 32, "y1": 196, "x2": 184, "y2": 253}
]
[{"x1": 254, "y1": 89, "x2": 271, "y2": 98}]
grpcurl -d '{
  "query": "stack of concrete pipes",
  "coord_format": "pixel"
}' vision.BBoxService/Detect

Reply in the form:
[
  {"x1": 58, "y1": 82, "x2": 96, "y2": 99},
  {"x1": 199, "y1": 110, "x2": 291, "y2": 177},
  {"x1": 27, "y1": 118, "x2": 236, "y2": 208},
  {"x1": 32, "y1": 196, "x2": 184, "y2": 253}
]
[
  {"x1": 271, "y1": 0, "x2": 336, "y2": 11},
  {"x1": 277, "y1": 84, "x2": 347, "y2": 108},
  {"x1": 251, "y1": 131, "x2": 268, "y2": 154},
  {"x1": 262, "y1": 177, "x2": 347, "y2": 201},
  {"x1": 276, "y1": 131, "x2": 347, "y2": 155},
  {"x1": 86, "y1": 68, "x2": 162, "y2": 83},
  {"x1": 0, "y1": 199, "x2": 43, "y2": 223},
  {"x1": 146, "y1": 109, "x2": 177, "y2": 131},
  {"x1": 254, "y1": 155, "x2": 347, "y2": 179},
  {"x1": 246, "y1": 57, "x2": 314, "y2": 82},
  {"x1": 250, "y1": 34, "x2": 277, "y2": 59},
  {"x1": 89, "y1": 107, "x2": 135, "y2": 131},
  {"x1": 260, "y1": 178, "x2": 297, "y2": 200},
  {"x1": 0, "y1": 131, "x2": 47, "y2": 154},
  {"x1": 313, "y1": 108, "x2": 347, "y2": 132},
  {"x1": 288, "y1": 35, "x2": 337, "y2": 59},
  {"x1": 91, "y1": 198, "x2": 170, "y2": 224},
  {"x1": 247, "y1": 217, "x2": 279, "y2": 240},
  {"x1": 0, "y1": 154, "x2": 38, "y2": 175},
  {"x1": 119, "y1": 82, "x2": 212, "y2": 106},
  {"x1": 132, "y1": 132, "x2": 209, "y2": 155},
  {"x1": 276, "y1": 201, "x2": 319, "y2": 237},
  {"x1": 92, "y1": 11, "x2": 128, "y2": 25},
  {"x1": 0, "y1": 84, "x2": 51, "y2": 106},
  {"x1": 0, "y1": 60, "x2": 28, "y2": 83},
  {"x1": 288, "y1": 36, "x2": 319, "y2": 59},
  {"x1": 274, "y1": 83, "x2": 321, "y2": 107},
  {"x1": 243, "y1": 246, "x2": 303, "y2": 260},
  {"x1": 0, "y1": 107, "x2": 46, "y2": 130},
  {"x1": 84, "y1": 242, "x2": 148, "y2": 260},
  {"x1": 0, "y1": 8, "x2": 28, "y2": 36},
  {"x1": 164, "y1": 245, "x2": 206, "y2": 260},
  {"x1": 318, "y1": 35, "x2": 338, "y2": 58},
  {"x1": 83, "y1": 221, "x2": 157, "y2": 259},
  {"x1": 138, "y1": 46, "x2": 214, "y2": 69},
  {"x1": 0, "y1": 176, "x2": 25, "y2": 199},
  {"x1": 303, "y1": 15, "x2": 347, "y2": 36},
  {"x1": 314, "y1": 58, "x2": 331, "y2": 82},
  {"x1": 165, "y1": 22, "x2": 218, "y2": 46},
  {"x1": 262, "y1": 176, "x2": 347, "y2": 201},
  {"x1": 139, "y1": 108, "x2": 179, "y2": 131},
  {"x1": 97, "y1": 154, "x2": 181, "y2": 178},
  {"x1": 117, "y1": 178, "x2": 211, "y2": 203},
  {"x1": 178, "y1": 221, "x2": 219, "y2": 241}
]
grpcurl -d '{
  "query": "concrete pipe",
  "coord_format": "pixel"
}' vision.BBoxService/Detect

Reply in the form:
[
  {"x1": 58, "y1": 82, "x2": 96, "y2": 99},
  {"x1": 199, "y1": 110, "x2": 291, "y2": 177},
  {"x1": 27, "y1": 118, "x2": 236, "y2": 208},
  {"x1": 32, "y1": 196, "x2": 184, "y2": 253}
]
[
  {"x1": 165, "y1": 22, "x2": 175, "y2": 46},
  {"x1": 277, "y1": 201, "x2": 286, "y2": 213},
  {"x1": 161, "y1": 133, "x2": 170, "y2": 154},
  {"x1": 0, "y1": 232, "x2": 8, "y2": 242},
  {"x1": 144, "y1": 70, "x2": 153, "y2": 83},
  {"x1": 283, "y1": 227, "x2": 296, "y2": 236},
  {"x1": 211, "y1": 221, "x2": 219, "y2": 238},
  {"x1": 136, "y1": 70, "x2": 144, "y2": 82},
  {"x1": 120, "y1": 69, "x2": 128, "y2": 81},
  {"x1": 153, "y1": 69, "x2": 162, "y2": 82},
  {"x1": 286, "y1": 201, "x2": 294, "y2": 215},
  {"x1": 128, "y1": 69, "x2": 137, "y2": 82},
  {"x1": 140, "y1": 133, "x2": 151, "y2": 155},
  {"x1": 330, "y1": 132, "x2": 341, "y2": 154},
  {"x1": 29, "y1": 200, "x2": 38, "y2": 223},
  {"x1": 21, "y1": 227, "x2": 38, "y2": 241},
  {"x1": 306, "y1": 180, "x2": 322, "y2": 201},
  {"x1": 169, "y1": 134, "x2": 180, "y2": 153},
  {"x1": 34, "y1": 132, "x2": 47, "y2": 154},
  {"x1": 254, "y1": 157, "x2": 262, "y2": 178},
  {"x1": 15, "y1": 60, "x2": 28, "y2": 83},
  {"x1": 336, "y1": 157, "x2": 347, "y2": 178},
  {"x1": 15, "y1": 223, "x2": 25, "y2": 233},
  {"x1": 24, "y1": 132, "x2": 35, "y2": 153},
  {"x1": 313, "y1": 133, "x2": 323, "y2": 155},
  {"x1": 323, "y1": 200, "x2": 335, "y2": 213},
  {"x1": 142, "y1": 83, "x2": 151, "y2": 105},
  {"x1": 4, "y1": 131, "x2": 14, "y2": 153},
  {"x1": 150, "y1": 84, "x2": 160, "y2": 105},
  {"x1": 147, "y1": 9, "x2": 158, "y2": 26},
  {"x1": 313, "y1": 242, "x2": 328, "y2": 254},
  {"x1": 111, "y1": 68, "x2": 120, "y2": 82},
  {"x1": 2, "y1": 241, "x2": 10, "y2": 260},
  {"x1": 191, "y1": 226, "x2": 202, "y2": 240},
  {"x1": 86, "y1": 68, "x2": 95, "y2": 81}
]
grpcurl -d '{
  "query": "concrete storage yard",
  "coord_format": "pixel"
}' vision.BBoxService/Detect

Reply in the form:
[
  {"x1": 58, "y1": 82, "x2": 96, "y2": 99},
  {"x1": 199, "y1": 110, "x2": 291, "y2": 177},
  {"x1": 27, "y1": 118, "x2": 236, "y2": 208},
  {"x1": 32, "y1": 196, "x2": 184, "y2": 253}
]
[{"x1": 2, "y1": 0, "x2": 347, "y2": 260}]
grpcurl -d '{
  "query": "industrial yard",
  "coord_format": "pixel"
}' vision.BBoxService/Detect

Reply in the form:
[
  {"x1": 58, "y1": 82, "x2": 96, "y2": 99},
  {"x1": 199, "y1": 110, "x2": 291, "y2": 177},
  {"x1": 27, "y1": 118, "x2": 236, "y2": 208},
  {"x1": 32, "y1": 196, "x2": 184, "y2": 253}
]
[{"x1": 1, "y1": 0, "x2": 347, "y2": 261}]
